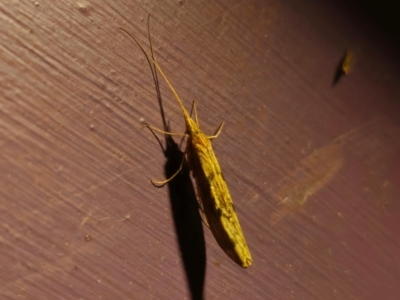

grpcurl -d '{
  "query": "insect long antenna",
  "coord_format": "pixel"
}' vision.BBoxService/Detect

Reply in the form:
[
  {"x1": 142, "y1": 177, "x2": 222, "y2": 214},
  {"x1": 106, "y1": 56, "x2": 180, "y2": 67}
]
[
  {"x1": 119, "y1": 21, "x2": 190, "y2": 122},
  {"x1": 145, "y1": 15, "x2": 169, "y2": 132}
]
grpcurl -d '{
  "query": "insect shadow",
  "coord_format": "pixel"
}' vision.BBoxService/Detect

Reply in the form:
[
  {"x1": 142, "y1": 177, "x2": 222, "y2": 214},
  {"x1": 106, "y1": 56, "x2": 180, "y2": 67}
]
[{"x1": 128, "y1": 22, "x2": 206, "y2": 300}]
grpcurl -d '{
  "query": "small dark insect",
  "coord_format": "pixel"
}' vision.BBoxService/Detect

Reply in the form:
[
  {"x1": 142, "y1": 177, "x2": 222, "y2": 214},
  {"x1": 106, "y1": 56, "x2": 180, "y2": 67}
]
[{"x1": 333, "y1": 50, "x2": 353, "y2": 86}]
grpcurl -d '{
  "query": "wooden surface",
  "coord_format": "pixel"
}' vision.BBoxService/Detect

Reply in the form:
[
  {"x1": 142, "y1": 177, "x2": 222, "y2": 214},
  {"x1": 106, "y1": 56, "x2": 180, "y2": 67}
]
[{"x1": 1, "y1": 0, "x2": 399, "y2": 299}]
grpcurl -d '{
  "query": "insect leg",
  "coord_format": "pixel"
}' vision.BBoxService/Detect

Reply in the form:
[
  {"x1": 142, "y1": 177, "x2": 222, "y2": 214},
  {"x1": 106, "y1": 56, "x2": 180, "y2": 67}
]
[
  {"x1": 208, "y1": 121, "x2": 224, "y2": 139},
  {"x1": 196, "y1": 200, "x2": 210, "y2": 228},
  {"x1": 150, "y1": 158, "x2": 184, "y2": 187},
  {"x1": 149, "y1": 141, "x2": 189, "y2": 187},
  {"x1": 143, "y1": 123, "x2": 188, "y2": 137},
  {"x1": 191, "y1": 101, "x2": 199, "y2": 126},
  {"x1": 145, "y1": 121, "x2": 166, "y2": 153}
]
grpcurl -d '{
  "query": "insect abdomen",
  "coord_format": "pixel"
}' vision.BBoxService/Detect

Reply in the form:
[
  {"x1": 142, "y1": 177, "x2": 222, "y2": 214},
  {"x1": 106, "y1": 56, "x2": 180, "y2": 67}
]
[{"x1": 188, "y1": 136, "x2": 252, "y2": 267}]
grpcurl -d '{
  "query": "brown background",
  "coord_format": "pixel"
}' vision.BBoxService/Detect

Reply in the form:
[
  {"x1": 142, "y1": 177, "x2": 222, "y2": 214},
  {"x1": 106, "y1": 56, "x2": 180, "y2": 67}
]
[{"x1": 1, "y1": 0, "x2": 399, "y2": 299}]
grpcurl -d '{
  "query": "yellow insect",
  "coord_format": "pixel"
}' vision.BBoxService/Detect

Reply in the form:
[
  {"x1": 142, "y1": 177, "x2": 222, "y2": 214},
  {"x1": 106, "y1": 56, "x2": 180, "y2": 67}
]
[
  {"x1": 340, "y1": 50, "x2": 353, "y2": 75},
  {"x1": 120, "y1": 17, "x2": 252, "y2": 268},
  {"x1": 333, "y1": 50, "x2": 354, "y2": 85}
]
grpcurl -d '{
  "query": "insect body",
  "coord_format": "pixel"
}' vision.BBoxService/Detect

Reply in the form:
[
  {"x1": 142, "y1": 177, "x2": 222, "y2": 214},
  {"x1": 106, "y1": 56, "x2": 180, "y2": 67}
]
[
  {"x1": 333, "y1": 50, "x2": 354, "y2": 85},
  {"x1": 121, "y1": 20, "x2": 252, "y2": 268},
  {"x1": 340, "y1": 50, "x2": 353, "y2": 75},
  {"x1": 186, "y1": 128, "x2": 253, "y2": 268}
]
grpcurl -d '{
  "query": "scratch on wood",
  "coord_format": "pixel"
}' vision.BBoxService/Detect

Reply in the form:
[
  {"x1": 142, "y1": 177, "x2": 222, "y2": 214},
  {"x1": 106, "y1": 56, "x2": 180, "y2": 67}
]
[{"x1": 271, "y1": 144, "x2": 343, "y2": 225}]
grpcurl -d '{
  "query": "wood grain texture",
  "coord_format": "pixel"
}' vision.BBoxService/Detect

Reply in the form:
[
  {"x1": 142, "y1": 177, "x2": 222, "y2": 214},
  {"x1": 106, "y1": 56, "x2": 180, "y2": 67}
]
[{"x1": 1, "y1": 0, "x2": 400, "y2": 299}]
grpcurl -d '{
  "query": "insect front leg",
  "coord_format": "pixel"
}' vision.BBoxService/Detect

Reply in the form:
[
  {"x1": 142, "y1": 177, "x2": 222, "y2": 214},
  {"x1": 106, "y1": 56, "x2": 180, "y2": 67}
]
[
  {"x1": 143, "y1": 123, "x2": 188, "y2": 137},
  {"x1": 208, "y1": 121, "x2": 224, "y2": 139},
  {"x1": 190, "y1": 101, "x2": 199, "y2": 126}
]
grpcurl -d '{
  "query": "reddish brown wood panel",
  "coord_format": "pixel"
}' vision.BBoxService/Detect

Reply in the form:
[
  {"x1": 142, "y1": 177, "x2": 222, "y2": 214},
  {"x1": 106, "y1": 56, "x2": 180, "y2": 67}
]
[{"x1": 1, "y1": 0, "x2": 399, "y2": 299}]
